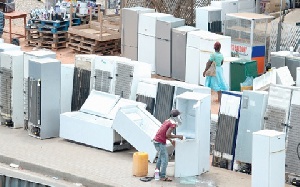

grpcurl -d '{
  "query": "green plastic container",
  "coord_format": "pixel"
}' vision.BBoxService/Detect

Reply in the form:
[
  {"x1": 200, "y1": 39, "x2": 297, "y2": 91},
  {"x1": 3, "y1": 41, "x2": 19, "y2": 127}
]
[{"x1": 230, "y1": 59, "x2": 258, "y2": 91}]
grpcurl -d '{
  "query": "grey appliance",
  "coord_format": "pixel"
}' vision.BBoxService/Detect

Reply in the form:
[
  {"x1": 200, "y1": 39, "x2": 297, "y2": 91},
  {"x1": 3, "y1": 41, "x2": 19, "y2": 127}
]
[
  {"x1": 285, "y1": 54, "x2": 300, "y2": 81},
  {"x1": 155, "y1": 16, "x2": 185, "y2": 77},
  {"x1": 28, "y1": 58, "x2": 61, "y2": 139},
  {"x1": 235, "y1": 90, "x2": 268, "y2": 164},
  {"x1": 121, "y1": 7, "x2": 155, "y2": 60},
  {"x1": 171, "y1": 26, "x2": 199, "y2": 81}
]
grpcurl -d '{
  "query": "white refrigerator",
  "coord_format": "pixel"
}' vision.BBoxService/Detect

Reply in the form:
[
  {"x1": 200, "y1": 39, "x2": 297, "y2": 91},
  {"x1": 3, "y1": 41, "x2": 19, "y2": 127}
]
[
  {"x1": 121, "y1": 7, "x2": 155, "y2": 60},
  {"x1": 138, "y1": 13, "x2": 173, "y2": 73},
  {"x1": 174, "y1": 92, "x2": 211, "y2": 177},
  {"x1": 0, "y1": 51, "x2": 24, "y2": 128},
  {"x1": 186, "y1": 30, "x2": 231, "y2": 85},
  {"x1": 252, "y1": 130, "x2": 285, "y2": 187},
  {"x1": 210, "y1": 0, "x2": 238, "y2": 32}
]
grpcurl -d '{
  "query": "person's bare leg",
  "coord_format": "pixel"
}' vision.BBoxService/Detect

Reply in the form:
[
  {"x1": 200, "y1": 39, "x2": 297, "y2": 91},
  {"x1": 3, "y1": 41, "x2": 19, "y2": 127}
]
[{"x1": 218, "y1": 91, "x2": 221, "y2": 103}]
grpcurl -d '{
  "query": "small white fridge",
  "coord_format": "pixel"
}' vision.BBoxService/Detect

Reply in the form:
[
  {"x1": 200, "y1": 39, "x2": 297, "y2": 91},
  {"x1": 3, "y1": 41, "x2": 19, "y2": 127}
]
[{"x1": 252, "y1": 130, "x2": 285, "y2": 187}]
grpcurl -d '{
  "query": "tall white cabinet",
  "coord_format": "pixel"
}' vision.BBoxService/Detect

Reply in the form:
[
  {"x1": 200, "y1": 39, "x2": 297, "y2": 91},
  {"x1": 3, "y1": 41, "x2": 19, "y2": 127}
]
[
  {"x1": 0, "y1": 51, "x2": 24, "y2": 128},
  {"x1": 175, "y1": 92, "x2": 211, "y2": 177},
  {"x1": 252, "y1": 130, "x2": 285, "y2": 187}
]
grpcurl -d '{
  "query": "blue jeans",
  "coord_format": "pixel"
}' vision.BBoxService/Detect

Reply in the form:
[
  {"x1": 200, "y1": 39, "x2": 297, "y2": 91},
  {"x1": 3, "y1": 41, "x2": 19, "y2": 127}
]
[{"x1": 154, "y1": 142, "x2": 168, "y2": 178}]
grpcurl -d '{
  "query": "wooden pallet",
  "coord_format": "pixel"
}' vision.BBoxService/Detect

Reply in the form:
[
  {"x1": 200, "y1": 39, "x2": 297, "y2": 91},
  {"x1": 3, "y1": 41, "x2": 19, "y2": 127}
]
[
  {"x1": 68, "y1": 33, "x2": 120, "y2": 55},
  {"x1": 38, "y1": 41, "x2": 67, "y2": 50},
  {"x1": 39, "y1": 31, "x2": 68, "y2": 43},
  {"x1": 25, "y1": 29, "x2": 39, "y2": 41},
  {"x1": 25, "y1": 40, "x2": 39, "y2": 47}
]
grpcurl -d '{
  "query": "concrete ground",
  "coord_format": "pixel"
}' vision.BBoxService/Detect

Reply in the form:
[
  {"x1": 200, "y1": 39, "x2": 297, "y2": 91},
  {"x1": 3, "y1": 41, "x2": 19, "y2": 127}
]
[{"x1": 0, "y1": 2, "x2": 298, "y2": 186}]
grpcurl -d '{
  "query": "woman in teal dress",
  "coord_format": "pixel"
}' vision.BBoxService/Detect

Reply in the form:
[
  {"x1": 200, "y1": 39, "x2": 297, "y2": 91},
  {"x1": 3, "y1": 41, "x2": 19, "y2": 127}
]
[{"x1": 203, "y1": 41, "x2": 228, "y2": 103}]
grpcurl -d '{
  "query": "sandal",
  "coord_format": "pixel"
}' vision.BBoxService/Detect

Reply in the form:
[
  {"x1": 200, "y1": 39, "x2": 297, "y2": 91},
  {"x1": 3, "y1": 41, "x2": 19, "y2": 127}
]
[
  {"x1": 140, "y1": 177, "x2": 154, "y2": 182},
  {"x1": 160, "y1": 177, "x2": 172, "y2": 182}
]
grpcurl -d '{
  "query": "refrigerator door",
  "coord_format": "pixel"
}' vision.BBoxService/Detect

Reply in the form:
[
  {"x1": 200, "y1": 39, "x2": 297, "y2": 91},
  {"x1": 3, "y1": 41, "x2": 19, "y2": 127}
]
[
  {"x1": 185, "y1": 46, "x2": 200, "y2": 85},
  {"x1": 172, "y1": 29, "x2": 187, "y2": 81},
  {"x1": 138, "y1": 13, "x2": 173, "y2": 37},
  {"x1": 112, "y1": 105, "x2": 161, "y2": 163},
  {"x1": 121, "y1": 45, "x2": 138, "y2": 60},
  {"x1": 172, "y1": 26, "x2": 199, "y2": 81},
  {"x1": 155, "y1": 38, "x2": 171, "y2": 77},
  {"x1": 138, "y1": 34, "x2": 156, "y2": 72},
  {"x1": 175, "y1": 139, "x2": 199, "y2": 177},
  {"x1": 61, "y1": 64, "x2": 74, "y2": 114},
  {"x1": 269, "y1": 150, "x2": 285, "y2": 187},
  {"x1": 122, "y1": 7, "x2": 155, "y2": 47},
  {"x1": 156, "y1": 17, "x2": 185, "y2": 40},
  {"x1": 235, "y1": 91, "x2": 268, "y2": 163}
]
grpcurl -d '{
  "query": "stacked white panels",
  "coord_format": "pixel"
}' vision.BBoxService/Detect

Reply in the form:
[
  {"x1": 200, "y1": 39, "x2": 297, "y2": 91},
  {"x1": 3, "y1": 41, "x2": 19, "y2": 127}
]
[
  {"x1": 121, "y1": 7, "x2": 155, "y2": 60},
  {"x1": 23, "y1": 50, "x2": 56, "y2": 126},
  {"x1": 28, "y1": 58, "x2": 61, "y2": 139},
  {"x1": 276, "y1": 66, "x2": 295, "y2": 86},
  {"x1": 253, "y1": 69, "x2": 276, "y2": 91},
  {"x1": 61, "y1": 64, "x2": 74, "y2": 114},
  {"x1": 0, "y1": 43, "x2": 21, "y2": 52},
  {"x1": 172, "y1": 26, "x2": 199, "y2": 81},
  {"x1": 297, "y1": 67, "x2": 300, "y2": 86},
  {"x1": 0, "y1": 51, "x2": 24, "y2": 128},
  {"x1": 138, "y1": 13, "x2": 173, "y2": 73},
  {"x1": 186, "y1": 30, "x2": 231, "y2": 85},
  {"x1": 210, "y1": 0, "x2": 238, "y2": 32},
  {"x1": 196, "y1": 6, "x2": 222, "y2": 32},
  {"x1": 155, "y1": 16, "x2": 185, "y2": 77},
  {"x1": 235, "y1": 91, "x2": 268, "y2": 164},
  {"x1": 252, "y1": 130, "x2": 285, "y2": 187},
  {"x1": 60, "y1": 90, "x2": 145, "y2": 151},
  {"x1": 175, "y1": 92, "x2": 211, "y2": 177}
]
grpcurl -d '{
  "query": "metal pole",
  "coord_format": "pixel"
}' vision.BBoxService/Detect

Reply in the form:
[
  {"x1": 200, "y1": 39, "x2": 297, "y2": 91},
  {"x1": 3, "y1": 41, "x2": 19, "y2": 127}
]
[{"x1": 276, "y1": 0, "x2": 283, "y2": 51}]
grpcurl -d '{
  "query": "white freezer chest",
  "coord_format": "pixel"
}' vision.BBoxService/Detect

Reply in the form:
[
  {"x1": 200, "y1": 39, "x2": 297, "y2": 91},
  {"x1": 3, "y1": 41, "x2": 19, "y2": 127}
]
[
  {"x1": 0, "y1": 51, "x2": 24, "y2": 128},
  {"x1": 60, "y1": 90, "x2": 145, "y2": 152}
]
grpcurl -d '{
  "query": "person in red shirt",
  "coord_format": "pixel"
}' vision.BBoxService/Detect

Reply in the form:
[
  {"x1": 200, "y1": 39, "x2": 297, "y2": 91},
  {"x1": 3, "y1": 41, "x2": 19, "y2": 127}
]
[{"x1": 153, "y1": 109, "x2": 183, "y2": 182}]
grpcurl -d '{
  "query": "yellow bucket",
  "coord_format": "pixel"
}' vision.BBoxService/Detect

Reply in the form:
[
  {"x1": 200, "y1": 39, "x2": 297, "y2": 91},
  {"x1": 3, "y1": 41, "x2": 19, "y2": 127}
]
[{"x1": 132, "y1": 152, "x2": 148, "y2": 177}]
